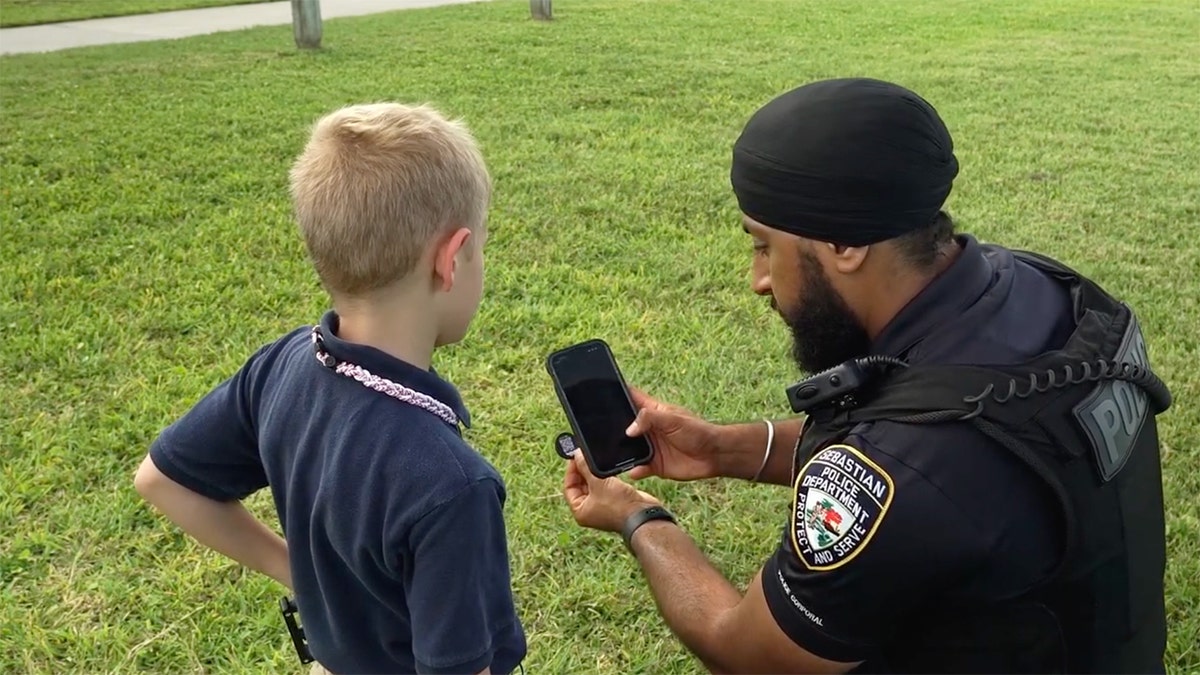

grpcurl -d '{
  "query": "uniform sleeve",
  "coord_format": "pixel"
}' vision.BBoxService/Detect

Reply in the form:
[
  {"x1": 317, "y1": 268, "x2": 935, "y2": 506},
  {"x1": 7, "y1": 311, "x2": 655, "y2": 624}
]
[
  {"x1": 405, "y1": 478, "x2": 523, "y2": 674},
  {"x1": 761, "y1": 436, "x2": 991, "y2": 662},
  {"x1": 147, "y1": 348, "x2": 270, "y2": 502}
]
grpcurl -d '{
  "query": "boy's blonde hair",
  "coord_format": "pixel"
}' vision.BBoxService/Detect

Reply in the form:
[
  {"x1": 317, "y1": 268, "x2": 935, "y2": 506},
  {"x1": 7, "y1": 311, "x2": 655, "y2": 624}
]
[{"x1": 289, "y1": 102, "x2": 491, "y2": 297}]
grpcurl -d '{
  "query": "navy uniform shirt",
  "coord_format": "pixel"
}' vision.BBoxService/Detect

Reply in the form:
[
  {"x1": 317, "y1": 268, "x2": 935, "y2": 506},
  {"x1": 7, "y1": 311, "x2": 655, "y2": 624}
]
[
  {"x1": 762, "y1": 235, "x2": 1075, "y2": 666},
  {"x1": 149, "y1": 310, "x2": 527, "y2": 674}
]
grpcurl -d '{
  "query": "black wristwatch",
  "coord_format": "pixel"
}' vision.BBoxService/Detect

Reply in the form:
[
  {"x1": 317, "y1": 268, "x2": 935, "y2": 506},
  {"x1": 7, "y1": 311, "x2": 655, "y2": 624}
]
[{"x1": 621, "y1": 505, "x2": 677, "y2": 552}]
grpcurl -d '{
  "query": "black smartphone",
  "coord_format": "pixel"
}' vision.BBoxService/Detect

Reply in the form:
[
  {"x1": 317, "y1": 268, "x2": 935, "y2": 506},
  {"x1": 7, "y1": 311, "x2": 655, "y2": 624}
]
[{"x1": 545, "y1": 339, "x2": 654, "y2": 477}]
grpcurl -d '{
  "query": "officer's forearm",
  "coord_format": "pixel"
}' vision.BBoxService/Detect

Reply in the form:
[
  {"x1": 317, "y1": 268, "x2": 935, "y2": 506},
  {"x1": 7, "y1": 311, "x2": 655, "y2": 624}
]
[
  {"x1": 716, "y1": 418, "x2": 803, "y2": 486},
  {"x1": 627, "y1": 520, "x2": 742, "y2": 673}
]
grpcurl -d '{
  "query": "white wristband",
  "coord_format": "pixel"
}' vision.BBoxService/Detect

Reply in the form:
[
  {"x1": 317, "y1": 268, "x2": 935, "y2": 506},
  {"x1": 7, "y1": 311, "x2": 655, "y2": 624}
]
[{"x1": 753, "y1": 419, "x2": 775, "y2": 482}]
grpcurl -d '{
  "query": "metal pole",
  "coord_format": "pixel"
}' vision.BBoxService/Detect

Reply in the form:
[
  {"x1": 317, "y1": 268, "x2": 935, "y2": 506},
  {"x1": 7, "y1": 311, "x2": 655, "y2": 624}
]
[
  {"x1": 530, "y1": 0, "x2": 552, "y2": 20},
  {"x1": 291, "y1": 0, "x2": 322, "y2": 49}
]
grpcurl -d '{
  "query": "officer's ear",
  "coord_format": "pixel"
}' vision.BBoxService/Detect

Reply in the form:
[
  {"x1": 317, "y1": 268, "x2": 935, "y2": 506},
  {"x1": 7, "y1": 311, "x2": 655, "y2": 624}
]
[{"x1": 818, "y1": 242, "x2": 870, "y2": 275}]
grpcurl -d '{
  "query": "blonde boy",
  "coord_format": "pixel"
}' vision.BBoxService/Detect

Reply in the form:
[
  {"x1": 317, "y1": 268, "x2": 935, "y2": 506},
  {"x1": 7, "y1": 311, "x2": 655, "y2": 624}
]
[{"x1": 135, "y1": 103, "x2": 526, "y2": 674}]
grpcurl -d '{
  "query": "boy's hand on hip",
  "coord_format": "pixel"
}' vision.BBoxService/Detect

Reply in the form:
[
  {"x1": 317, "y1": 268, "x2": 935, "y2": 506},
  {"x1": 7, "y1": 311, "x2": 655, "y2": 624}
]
[{"x1": 563, "y1": 453, "x2": 661, "y2": 533}]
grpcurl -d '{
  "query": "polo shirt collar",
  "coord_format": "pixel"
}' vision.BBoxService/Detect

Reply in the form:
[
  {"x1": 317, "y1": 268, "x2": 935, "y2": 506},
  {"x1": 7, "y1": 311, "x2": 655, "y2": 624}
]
[
  {"x1": 315, "y1": 310, "x2": 472, "y2": 428},
  {"x1": 871, "y1": 234, "x2": 994, "y2": 359}
]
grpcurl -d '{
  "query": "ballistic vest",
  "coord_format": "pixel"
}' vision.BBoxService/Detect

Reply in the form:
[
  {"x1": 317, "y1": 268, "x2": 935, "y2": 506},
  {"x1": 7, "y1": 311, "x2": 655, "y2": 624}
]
[{"x1": 790, "y1": 251, "x2": 1171, "y2": 673}]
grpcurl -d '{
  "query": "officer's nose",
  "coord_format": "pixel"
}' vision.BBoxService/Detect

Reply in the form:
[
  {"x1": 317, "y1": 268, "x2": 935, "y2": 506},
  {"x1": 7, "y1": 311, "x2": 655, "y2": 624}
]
[{"x1": 751, "y1": 270, "x2": 772, "y2": 297}]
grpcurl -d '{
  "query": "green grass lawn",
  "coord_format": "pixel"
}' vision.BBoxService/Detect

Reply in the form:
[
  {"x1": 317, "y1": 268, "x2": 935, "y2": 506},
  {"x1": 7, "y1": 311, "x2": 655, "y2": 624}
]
[
  {"x1": 0, "y1": 0, "x2": 260, "y2": 28},
  {"x1": 2, "y1": 0, "x2": 1198, "y2": 672}
]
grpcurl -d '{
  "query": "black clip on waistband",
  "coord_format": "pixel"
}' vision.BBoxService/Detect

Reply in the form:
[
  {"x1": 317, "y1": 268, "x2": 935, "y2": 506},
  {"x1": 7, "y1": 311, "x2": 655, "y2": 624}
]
[{"x1": 280, "y1": 596, "x2": 314, "y2": 664}]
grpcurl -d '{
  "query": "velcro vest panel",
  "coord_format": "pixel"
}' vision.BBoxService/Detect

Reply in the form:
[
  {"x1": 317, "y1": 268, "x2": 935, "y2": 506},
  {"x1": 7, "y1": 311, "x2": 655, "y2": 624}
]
[{"x1": 792, "y1": 251, "x2": 1170, "y2": 673}]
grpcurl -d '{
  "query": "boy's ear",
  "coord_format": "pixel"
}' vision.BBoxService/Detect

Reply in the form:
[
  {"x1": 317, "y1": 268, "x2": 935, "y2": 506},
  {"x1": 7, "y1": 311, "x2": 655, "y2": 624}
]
[{"x1": 432, "y1": 227, "x2": 473, "y2": 292}]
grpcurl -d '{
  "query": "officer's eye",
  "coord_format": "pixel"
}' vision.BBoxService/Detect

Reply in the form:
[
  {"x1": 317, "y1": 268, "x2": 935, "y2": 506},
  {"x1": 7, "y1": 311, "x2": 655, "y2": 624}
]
[{"x1": 753, "y1": 243, "x2": 768, "y2": 257}]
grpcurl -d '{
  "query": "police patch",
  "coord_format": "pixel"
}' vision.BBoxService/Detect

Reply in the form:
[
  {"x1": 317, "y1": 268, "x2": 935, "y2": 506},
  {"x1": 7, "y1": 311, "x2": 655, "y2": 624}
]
[
  {"x1": 1073, "y1": 309, "x2": 1151, "y2": 482},
  {"x1": 790, "y1": 444, "x2": 894, "y2": 571}
]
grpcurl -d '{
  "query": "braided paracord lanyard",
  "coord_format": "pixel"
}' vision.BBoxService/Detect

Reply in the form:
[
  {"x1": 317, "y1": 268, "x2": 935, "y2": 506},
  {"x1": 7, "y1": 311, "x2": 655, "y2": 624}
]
[{"x1": 310, "y1": 325, "x2": 459, "y2": 427}]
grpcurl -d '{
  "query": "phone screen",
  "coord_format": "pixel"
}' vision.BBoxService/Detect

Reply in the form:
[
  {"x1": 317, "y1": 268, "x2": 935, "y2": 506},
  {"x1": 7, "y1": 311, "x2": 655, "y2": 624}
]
[{"x1": 550, "y1": 342, "x2": 652, "y2": 473}]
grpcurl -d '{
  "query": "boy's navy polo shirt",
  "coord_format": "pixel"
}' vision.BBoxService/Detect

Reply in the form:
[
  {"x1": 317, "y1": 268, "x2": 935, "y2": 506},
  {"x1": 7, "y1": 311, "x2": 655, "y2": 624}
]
[
  {"x1": 763, "y1": 234, "x2": 1077, "y2": 666},
  {"x1": 149, "y1": 310, "x2": 526, "y2": 674}
]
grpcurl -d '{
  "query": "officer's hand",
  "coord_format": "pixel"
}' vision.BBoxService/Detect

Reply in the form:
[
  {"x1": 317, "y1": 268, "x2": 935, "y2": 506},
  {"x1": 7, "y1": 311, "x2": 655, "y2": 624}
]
[
  {"x1": 624, "y1": 386, "x2": 722, "y2": 482},
  {"x1": 563, "y1": 453, "x2": 662, "y2": 533}
]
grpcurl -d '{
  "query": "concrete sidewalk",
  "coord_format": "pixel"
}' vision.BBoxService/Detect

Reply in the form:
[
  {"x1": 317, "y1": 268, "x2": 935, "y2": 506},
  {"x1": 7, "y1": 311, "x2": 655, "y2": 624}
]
[{"x1": 0, "y1": 0, "x2": 486, "y2": 56}]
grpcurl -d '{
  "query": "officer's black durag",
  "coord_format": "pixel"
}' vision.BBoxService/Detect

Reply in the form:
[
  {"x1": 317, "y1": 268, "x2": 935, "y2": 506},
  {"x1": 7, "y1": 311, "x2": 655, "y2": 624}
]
[{"x1": 730, "y1": 78, "x2": 959, "y2": 245}]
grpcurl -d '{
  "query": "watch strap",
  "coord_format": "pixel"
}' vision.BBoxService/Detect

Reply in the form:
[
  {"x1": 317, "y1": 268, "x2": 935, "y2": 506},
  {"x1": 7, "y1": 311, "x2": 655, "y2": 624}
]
[{"x1": 621, "y1": 505, "x2": 676, "y2": 552}]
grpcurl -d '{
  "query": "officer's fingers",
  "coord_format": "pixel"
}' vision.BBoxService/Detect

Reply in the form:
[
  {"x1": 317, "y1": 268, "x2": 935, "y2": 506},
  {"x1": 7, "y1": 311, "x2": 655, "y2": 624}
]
[
  {"x1": 574, "y1": 453, "x2": 634, "y2": 497},
  {"x1": 627, "y1": 385, "x2": 656, "y2": 409},
  {"x1": 563, "y1": 457, "x2": 580, "y2": 489},
  {"x1": 563, "y1": 459, "x2": 587, "y2": 505},
  {"x1": 563, "y1": 483, "x2": 585, "y2": 510},
  {"x1": 572, "y1": 452, "x2": 603, "y2": 488},
  {"x1": 629, "y1": 385, "x2": 694, "y2": 418},
  {"x1": 627, "y1": 465, "x2": 652, "y2": 481},
  {"x1": 561, "y1": 456, "x2": 585, "y2": 494},
  {"x1": 627, "y1": 406, "x2": 662, "y2": 437}
]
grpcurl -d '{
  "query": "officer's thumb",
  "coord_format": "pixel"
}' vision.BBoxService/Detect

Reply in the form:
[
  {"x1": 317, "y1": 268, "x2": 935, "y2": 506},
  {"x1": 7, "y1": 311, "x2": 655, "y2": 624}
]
[
  {"x1": 572, "y1": 452, "x2": 601, "y2": 487},
  {"x1": 626, "y1": 408, "x2": 656, "y2": 438}
]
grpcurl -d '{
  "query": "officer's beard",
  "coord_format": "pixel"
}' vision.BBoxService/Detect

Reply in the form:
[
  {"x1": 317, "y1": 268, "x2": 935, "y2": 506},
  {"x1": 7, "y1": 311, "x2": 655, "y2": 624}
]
[{"x1": 779, "y1": 252, "x2": 873, "y2": 375}]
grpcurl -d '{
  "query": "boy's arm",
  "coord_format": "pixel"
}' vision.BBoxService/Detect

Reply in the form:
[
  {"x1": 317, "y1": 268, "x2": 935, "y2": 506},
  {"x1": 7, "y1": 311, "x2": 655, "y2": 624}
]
[
  {"x1": 135, "y1": 456, "x2": 292, "y2": 590},
  {"x1": 136, "y1": 341, "x2": 283, "y2": 585}
]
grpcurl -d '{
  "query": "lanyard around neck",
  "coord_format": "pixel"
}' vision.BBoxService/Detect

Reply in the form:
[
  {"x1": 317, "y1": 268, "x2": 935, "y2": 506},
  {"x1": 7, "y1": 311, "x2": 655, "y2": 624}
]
[{"x1": 310, "y1": 325, "x2": 459, "y2": 427}]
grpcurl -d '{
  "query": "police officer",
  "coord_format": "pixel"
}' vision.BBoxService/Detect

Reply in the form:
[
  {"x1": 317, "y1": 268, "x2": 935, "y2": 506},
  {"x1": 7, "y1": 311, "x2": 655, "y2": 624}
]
[{"x1": 560, "y1": 78, "x2": 1171, "y2": 673}]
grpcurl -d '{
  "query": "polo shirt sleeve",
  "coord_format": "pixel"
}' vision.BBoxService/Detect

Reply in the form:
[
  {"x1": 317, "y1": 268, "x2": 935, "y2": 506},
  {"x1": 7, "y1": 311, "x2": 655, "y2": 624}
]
[
  {"x1": 148, "y1": 347, "x2": 271, "y2": 502},
  {"x1": 405, "y1": 477, "x2": 522, "y2": 675},
  {"x1": 761, "y1": 436, "x2": 991, "y2": 662}
]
